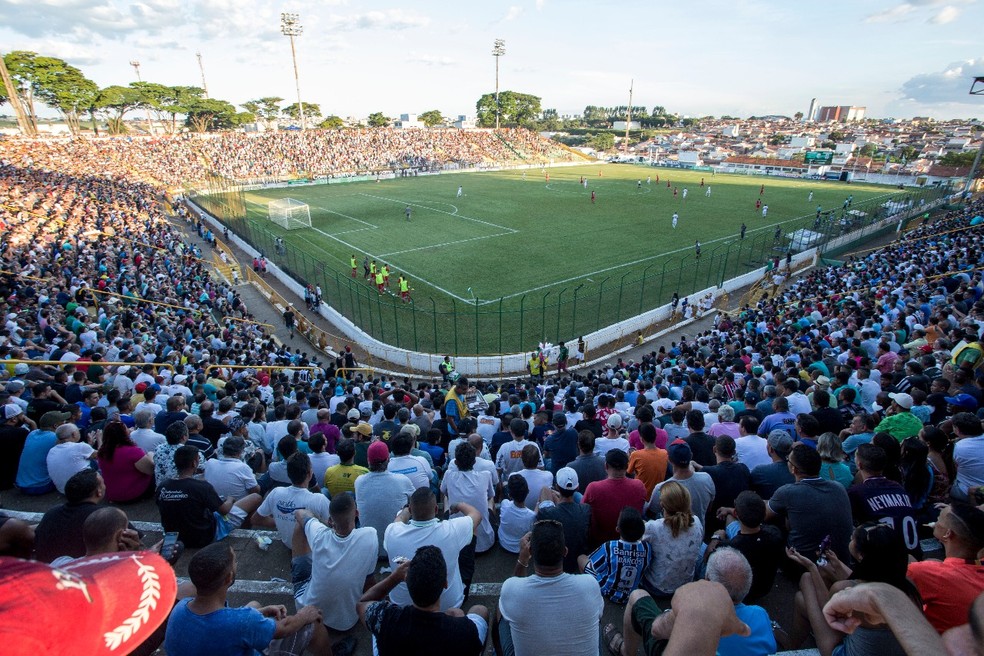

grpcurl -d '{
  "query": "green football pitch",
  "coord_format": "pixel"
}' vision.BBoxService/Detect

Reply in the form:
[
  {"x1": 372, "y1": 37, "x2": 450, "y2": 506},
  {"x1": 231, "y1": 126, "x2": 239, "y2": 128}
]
[{"x1": 206, "y1": 164, "x2": 931, "y2": 354}]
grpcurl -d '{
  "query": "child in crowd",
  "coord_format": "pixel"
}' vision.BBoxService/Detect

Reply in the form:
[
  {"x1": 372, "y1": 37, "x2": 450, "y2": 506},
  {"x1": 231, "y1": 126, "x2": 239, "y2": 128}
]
[
  {"x1": 498, "y1": 474, "x2": 536, "y2": 553},
  {"x1": 579, "y1": 507, "x2": 652, "y2": 603}
]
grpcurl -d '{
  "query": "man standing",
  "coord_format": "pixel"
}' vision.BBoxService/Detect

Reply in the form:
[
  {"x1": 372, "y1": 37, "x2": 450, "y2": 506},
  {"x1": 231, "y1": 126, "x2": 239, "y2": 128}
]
[
  {"x1": 444, "y1": 376, "x2": 471, "y2": 440},
  {"x1": 165, "y1": 542, "x2": 329, "y2": 655},
  {"x1": 283, "y1": 304, "x2": 296, "y2": 338},
  {"x1": 495, "y1": 520, "x2": 603, "y2": 656},
  {"x1": 405, "y1": 205, "x2": 412, "y2": 221},
  {"x1": 356, "y1": 441, "x2": 415, "y2": 558},
  {"x1": 383, "y1": 488, "x2": 480, "y2": 611},
  {"x1": 672, "y1": 212, "x2": 678, "y2": 229},
  {"x1": 582, "y1": 449, "x2": 647, "y2": 546},
  {"x1": 293, "y1": 495, "x2": 378, "y2": 634}
]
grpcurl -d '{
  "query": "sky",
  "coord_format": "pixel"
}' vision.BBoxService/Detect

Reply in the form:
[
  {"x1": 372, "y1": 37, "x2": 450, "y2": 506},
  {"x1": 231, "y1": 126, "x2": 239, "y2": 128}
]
[{"x1": 1, "y1": 0, "x2": 982, "y2": 121}]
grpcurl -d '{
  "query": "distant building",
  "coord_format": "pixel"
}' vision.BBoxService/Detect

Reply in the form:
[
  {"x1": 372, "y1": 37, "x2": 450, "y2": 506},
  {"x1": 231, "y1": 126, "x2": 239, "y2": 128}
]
[
  {"x1": 613, "y1": 120, "x2": 641, "y2": 130},
  {"x1": 720, "y1": 125, "x2": 739, "y2": 138},
  {"x1": 719, "y1": 155, "x2": 807, "y2": 175},
  {"x1": 817, "y1": 106, "x2": 866, "y2": 122},
  {"x1": 677, "y1": 151, "x2": 703, "y2": 167},
  {"x1": 789, "y1": 136, "x2": 815, "y2": 149},
  {"x1": 453, "y1": 115, "x2": 477, "y2": 129},
  {"x1": 394, "y1": 113, "x2": 423, "y2": 129},
  {"x1": 807, "y1": 98, "x2": 819, "y2": 121}
]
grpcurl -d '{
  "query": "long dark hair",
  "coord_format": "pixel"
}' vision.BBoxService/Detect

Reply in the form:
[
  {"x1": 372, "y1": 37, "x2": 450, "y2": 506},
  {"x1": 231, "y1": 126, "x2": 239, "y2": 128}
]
[
  {"x1": 98, "y1": 421, "x2": 135, "y2": 461},
  {"x1": 900, "y1": 437, "x2": 931, "y2": 508},
  {"x1": 850, "y1": 522, "x2": 921, "y2": 603}
]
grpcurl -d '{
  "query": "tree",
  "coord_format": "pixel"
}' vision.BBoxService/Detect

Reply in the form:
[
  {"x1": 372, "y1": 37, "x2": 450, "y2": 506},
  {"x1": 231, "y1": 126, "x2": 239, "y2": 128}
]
[
  {"x1": 3, "y1": 51, "x2": 99, "y2": 134},
  {"x1": 859, "y1": 143, "x2": 878, "y2": 158},
  {"x1": 651, "y1": 105, "x2": 666, "y2": 117},
  {"x1": 367, "y1": 112, "x2": 390, "y2": 127},
  {"x1": 184, "y1": 97, "x2": 238, "y2": 132},
  {"x1": 95, "y1": 85, "x2": 145, "y2": 134},
  {"x1": 898, "y1": 145, "x2": 918, "y2": 162},
  {"x1": 586, "y1": 132, "x2": 615, "y2": 151},
  {"x1": 940, "y1": 151, "x2": 978, "y2": 168},
  {"x1": 418, "y1": 109, "x2": 444, "y2": 127},
  {"x1": 794, "y1": 111, "x2": 804, "y2": 121},
  {"x1": 318, "y1": 115, "x2": 344, "y2": 129},
  {"x1": 476, "y1": 91, "x2": 542, "y2": 127},
  {"x1": 768, "y1": 134, "x2": 785, "y2": 146},
  {"x1": 242, "y1": 96, "x2": 283, "y2": 122},
  {"x1": 827, "y1": 130, "x2": 847, "y2": 142},
  {"x1": 282, "y1": 102, "x2": 320, "y2": 121}
]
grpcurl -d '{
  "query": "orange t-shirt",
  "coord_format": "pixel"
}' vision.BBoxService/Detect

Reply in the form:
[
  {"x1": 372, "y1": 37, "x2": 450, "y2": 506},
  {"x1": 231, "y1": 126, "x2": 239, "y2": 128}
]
[
  {"x1": 627, "y1": 447, "x2": 669, "y2": 497},
  {"x1": 907, "y1": 557, "x2": 984, "y2": 633}
]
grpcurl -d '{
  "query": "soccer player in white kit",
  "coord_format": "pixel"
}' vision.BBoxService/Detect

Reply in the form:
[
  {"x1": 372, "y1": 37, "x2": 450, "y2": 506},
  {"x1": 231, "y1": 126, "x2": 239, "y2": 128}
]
[
  {"x1": 672, "y1": 212, "x2": 679, "y2": 229},
  {"x1": 705, "y1": 186, "x2": 711, "y2": 197},
  {"x1": 682, "y1": 188, "x2": 688, "y2": 199},
  {"x1": 457, "y1": 186, "x2": 463, "y2": 197}
]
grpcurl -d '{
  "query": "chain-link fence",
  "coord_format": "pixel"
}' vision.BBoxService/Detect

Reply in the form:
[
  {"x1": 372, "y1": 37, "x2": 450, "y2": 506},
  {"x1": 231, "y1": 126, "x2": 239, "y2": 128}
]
[{"x1": 190, "y1": 179, "x2": 947, "y2": 356}]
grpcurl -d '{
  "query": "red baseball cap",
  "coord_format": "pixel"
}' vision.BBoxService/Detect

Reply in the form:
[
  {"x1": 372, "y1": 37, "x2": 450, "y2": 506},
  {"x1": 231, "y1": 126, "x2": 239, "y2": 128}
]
[{"x1": 0, "y1": 551, "x2": 177, "y2": 654}]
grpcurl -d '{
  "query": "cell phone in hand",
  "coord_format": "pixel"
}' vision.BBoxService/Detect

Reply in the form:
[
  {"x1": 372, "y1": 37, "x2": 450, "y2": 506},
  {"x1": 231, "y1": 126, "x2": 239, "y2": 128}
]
[
  {"x1": 816, "y1": 535, "x2": 831, "y2": 566},
  {"x1": 160, "y1": 532, "x2": 180, "y2": 563}
]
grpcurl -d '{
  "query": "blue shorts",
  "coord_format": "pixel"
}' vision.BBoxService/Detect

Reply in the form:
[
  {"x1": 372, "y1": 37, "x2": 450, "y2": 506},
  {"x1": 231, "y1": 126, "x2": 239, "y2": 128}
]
[{"x1": 212, "y1": 505, "x2": 247, "y2": 541}]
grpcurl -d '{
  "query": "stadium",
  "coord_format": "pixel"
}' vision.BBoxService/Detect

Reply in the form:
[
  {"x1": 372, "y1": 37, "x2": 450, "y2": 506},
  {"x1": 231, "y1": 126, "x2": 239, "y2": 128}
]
[{"x1": 1, "y1": 3, "x2": 984, "y2": 656}]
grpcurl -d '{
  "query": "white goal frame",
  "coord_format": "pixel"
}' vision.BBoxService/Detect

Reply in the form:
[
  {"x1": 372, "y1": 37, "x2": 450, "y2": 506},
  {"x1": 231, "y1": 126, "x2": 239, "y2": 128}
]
[{"x1": 268, "y1": 198, "x2": 312, "y2": 230}]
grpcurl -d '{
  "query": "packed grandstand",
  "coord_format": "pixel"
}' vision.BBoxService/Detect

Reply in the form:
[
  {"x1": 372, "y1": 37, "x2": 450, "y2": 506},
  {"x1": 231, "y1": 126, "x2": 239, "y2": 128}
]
[{"x1": 0, "y1": 127, "x2": 983, "y2": 656}]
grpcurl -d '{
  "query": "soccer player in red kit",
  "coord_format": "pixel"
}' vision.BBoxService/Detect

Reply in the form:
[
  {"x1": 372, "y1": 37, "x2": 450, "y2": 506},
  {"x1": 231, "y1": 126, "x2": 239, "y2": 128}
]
[{"x1": 591, "y1": 190, "x2": 596, "y2": 203}]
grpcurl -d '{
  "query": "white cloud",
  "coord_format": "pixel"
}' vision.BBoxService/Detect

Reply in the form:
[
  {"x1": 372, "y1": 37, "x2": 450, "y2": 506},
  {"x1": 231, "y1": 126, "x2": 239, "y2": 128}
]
[
  {"x1": 898, "y1": 57, "x2": 984, "y2": 104},
  {"x1": 929, "y1": 5, "x2": 960, "y2": 22},
  {"x1": 407, "y1": 54, "x2": 457, "y2": 67},
  {"x1": 865, "y1": 3, "x2": 917, "y2": 22},
  {"x1": 503, "y1": 5, "x2": 523, "y2": 21},
  {"x1": 535, "y1": 0, "x2": 547, "y2": 10},
  {"x1": 325, "y1": 9, "x2": 430, "y2": 31}
]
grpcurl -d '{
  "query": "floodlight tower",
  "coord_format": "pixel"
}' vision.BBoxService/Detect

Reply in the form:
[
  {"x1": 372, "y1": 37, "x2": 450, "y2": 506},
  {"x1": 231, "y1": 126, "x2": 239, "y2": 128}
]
[
  {"x1": 281, "y1": 12, "x2": 306, "y2": 130},
  {"x1": 196, "y1": 51, "x2": 209, "y2": 99},
  {"x1": 130, "y1": 60, "x2": 142, "y2": 82},
  {"x1": 493, "y1": 38, "x2": 506, "y2": 129},
  {"x1": 965, "y1": 76, "x2": 984, "y2": 196}
]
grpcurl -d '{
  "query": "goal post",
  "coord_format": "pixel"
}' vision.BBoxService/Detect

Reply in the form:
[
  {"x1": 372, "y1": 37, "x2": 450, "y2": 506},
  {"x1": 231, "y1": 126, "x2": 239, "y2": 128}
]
[{"x1": 267, "y1": 198, "x2": 312, "y2": 230}]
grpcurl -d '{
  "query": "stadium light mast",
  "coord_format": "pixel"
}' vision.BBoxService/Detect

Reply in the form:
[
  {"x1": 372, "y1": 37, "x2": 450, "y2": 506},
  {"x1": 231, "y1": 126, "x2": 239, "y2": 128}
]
[
  {"x1": 624, "y1": 79, "x2": 633, "y2": 153},
  {"x1": 493, "y1": 38, "x2": 505, "y2": 130},
  {"x1": 281, "y1": 12, "x2": 306, "y2": 130},
  {"x1": 130, "y1": 60, "x2": 141, "y2": 82},
  {"x1": 196, "y1": 51, "x2": 209, "y2": 99},
  {"x1": 965, "y1": 76, "x2": 984, "y2": 196}
]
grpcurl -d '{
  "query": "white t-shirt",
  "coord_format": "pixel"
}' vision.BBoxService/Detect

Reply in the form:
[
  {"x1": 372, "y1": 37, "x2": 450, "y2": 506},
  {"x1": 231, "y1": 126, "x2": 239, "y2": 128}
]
[
  {"x1": 134, "y1": 401, "x2": 163, "y2": 417},
  {"x1": 355, "y1": 471, "x2": 415, "y2": 557},
  {"x1": 643, "y1": 517, "x2": 704, "y2": 594},
  {"x1": 383, "y1": 516, "x2": 474, "y2": 610},
  {"x1": 441, "y1": 468, "x2": 496, "y2": 552},
  {"x1": 46, "y1": 441, "x2": 95, "y2": 494},
  {"x1": 387, "y1": 454, "x2": 432, "y2": 490},
  {"x1": 447, "y1": 456, "x2": 500, "y2": 487},
  {"x1": 265, "y1": 419, "x2": 291, "y2": 454},
  {"x1": 130, "y1": 428, "x2": 166, "y2": 454},
  {"x1": 475, "y1": 415, "x2": 500, "y2": 444},
  {"x1": 497, "y1": 499, "x2": 536, "y2": 553},
  {"x1": 512, "y1": 469, "x2": 554, "y2": 511},
  {"x1": 734, "y1": 435, "x2": 772, "y2": 472},
  {"x1": 499, "y1": 573, "x2": 604, "y2": 656},
  {"x1": 257, "y1": 484, "x2": 331, "y2": 546},
  {"x1": 495, "y1": 439, "x2": 541, "y2": 477},
  {"x1": 203, "y1": 456, "x2": 259, "y2": 499},
  {"x1": 309, "y1": 452, "x2": 340, "y2": 486},
  {"x1": 300, "y1": 519, "x2": 378, "y2": 631},
  {"x1": 594, "y1": 436, "x2": 630, "y2": 458}
]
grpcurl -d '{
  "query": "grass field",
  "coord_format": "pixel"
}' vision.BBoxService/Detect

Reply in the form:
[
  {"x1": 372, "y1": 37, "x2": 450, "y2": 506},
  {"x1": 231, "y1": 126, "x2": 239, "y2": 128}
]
[{"x1": 204, "y1": 164, "x2": 935, "y2": 355}]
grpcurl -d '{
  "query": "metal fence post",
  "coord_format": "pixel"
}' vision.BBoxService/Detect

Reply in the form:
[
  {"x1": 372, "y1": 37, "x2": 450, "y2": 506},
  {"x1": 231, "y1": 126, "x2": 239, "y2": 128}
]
[
  {"x1": 392, "y1": 297, "x2": 400, "y2": 349},
  {"x1": 639, "y1": 263, "x2": 656, "y2": 314},
  {"x1": 430, "y1": 297, "x2": 438, "y2": 353},
  {"x1": 541, "y1": 291, "x2": 552, "y2": 344},
  {"x1": 519, "y1": 294, "x2": 526, "y2": 352},
  {"x1": 376, "y1": 290, "x2": 385, "y2": 342},
  {"x1": 556, "y1": 288, "x2": 568, "y2": 341},
  {"x1": 594, "y1": 279, "x2": 606, "y2": 331},
  {"x1": 410, "y1": 299, "x2": 419, "y2": 351},
  {"x1": 498, "y1": 297, "x2": 504, "y2": 354},
  {"x1": 616, "y1": 271, "x2": 631, "y2": 321},
  {"x1": 572, "y1": 283, "x2": 584, "y2": 336},
  {"x1": 474, "y1": 297, "x2": 480, "y2": 354},
  {"x1": 451, "y1": 298, "x2": 459, "y2": 356}
]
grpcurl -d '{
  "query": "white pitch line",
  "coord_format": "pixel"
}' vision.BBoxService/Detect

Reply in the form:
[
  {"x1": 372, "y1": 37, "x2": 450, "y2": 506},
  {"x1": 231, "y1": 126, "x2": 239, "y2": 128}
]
[
  {"x1": 360, "y1": 193, "x2": 517, "y2": 233},
  {"x1": 484, "y1": 214, "x2": 811, "y2": 304},
  {"x1": 379, "y1": 231, "x2": 514, "y2": 257},
  {"x1": 307, "y1": 226, "x2": 476, "y2": 304}
]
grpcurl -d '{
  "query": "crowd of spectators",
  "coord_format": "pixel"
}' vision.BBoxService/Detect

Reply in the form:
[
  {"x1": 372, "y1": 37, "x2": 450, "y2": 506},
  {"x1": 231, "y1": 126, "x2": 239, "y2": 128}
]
[
  {"x1": 1, "y1": 128, "x2": 984, "y2": 655},
  {"x1": 0, "y1": 127, "x2": 577, "y2": 187}
]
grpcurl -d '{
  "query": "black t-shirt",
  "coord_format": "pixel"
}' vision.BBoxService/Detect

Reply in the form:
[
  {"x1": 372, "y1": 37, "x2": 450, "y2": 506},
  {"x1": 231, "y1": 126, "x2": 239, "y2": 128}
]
[
  {"x1": 34, "y1": 502, "x2": 100, "y2": 562},
  {"x1": 685, "y1": 432, "x2": 716, "y2": 468},
  {"x1": 574, "y1": 418, "x2": 603, "y2": 438},
  {"x1": 364, "y1": 601, "x2": 482, "y2": 656},
  {"x1": 156, "y1": 477, "x2": 223, "y2": 548},
  {"x1": 26, "y1": 397, "x2": 61, "y2": 423},
  {"x1": 537, "y1": 500, "x2": 592, "y2": 574},
  {"x1": 811, "y1": 407, "x2": 844, "y2": 435},
  {"x1": 848, "y1": 477, "x2": 920, "y2": 553},
  {"x1": 749, "y1": 461, "x2": 794, "y2": 500},
  {"x1": 723, "y1": 525, "x2": 785, "y2": 601},
  {"x1": 489, "y1": 430, "x2": 513, "y2": 460},
  {"x1": 703, "y1": 461, "x2": 752, "y2": 521},
  {"x1": 200, "y1": 417, "x2": 230, "y2": 446},
  {"x1": 0, "y1": 424, "x2": 29, "y2": 489}
]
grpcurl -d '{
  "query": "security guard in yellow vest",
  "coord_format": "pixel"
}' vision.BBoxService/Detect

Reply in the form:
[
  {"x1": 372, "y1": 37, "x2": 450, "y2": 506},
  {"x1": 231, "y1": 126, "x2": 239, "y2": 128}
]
[
  {"x1": 350, "y1": 254, "x2": 357, "y2": 278},
  {"x1": 527, "y1": 351, "x2": 543, "y2": 382},
  {"x1": 375, "y1": 269, "x2": 385, "y2": 293},
  {"x1": 399, "y1": 275, "x2": 411, "y2": 302}
]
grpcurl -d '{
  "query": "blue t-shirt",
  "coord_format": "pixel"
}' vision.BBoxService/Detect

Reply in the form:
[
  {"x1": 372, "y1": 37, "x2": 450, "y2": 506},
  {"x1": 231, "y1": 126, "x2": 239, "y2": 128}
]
[
  {"x1": 717, "y1": 603, "x2": 777, "y2": 656},
  {"x1": 15, "y1": 429, "x2": 57, "y2": 488},
  {"x1": 164, "y1": 598, "x2": 276, "y2": 656}
]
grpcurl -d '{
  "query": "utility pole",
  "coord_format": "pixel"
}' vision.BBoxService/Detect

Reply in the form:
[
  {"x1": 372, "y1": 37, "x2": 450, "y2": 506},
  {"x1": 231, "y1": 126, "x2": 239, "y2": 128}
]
[
  {"x1": 0, "y1": 55, "x2": 35, "y2": 137},
  {"x1": 130, "y1": 60, "x2": 141, "y2": 82},
  {"x1": 624, "y1": 79, "x2": 633, "y2": 153},
  {"x1": 196, "y1": 51, "x2": 209, "y2": 99},
  {"x1": 492, "y1": 39, "x2": 505, "y2": 130},
  {"x1": 281, "y1": 13, "x2": 306, "y2": 130}
]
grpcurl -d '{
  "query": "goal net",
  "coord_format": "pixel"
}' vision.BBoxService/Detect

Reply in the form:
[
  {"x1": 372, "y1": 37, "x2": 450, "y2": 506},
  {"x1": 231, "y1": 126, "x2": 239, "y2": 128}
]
[{"x1": 268, "y1": 198, "x2": 312, "y2": 230}]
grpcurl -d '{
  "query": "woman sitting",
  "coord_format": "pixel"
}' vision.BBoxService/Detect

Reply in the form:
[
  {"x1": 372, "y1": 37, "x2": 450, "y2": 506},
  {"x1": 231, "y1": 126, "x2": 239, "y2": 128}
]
[{"x1": 97, "y1": 421, "x2": 155, "y2": 502}]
